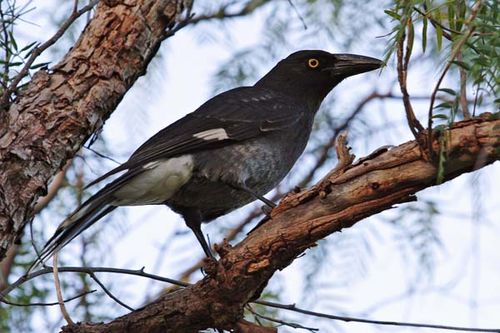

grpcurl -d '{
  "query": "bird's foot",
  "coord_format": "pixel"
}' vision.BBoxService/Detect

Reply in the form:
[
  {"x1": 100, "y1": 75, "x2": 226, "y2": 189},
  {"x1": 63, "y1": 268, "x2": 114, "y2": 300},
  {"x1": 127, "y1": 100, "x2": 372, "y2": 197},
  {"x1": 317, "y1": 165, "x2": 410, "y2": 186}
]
[
  {"x1": 201, "y1": 240, "x2": 232, "y2": 276},
  {"x1": 261, "y1": 204, "x2": 273, "y2": 217},
  {"x1": 201, "y1": 256, "x2": 218, "y2": 276}
]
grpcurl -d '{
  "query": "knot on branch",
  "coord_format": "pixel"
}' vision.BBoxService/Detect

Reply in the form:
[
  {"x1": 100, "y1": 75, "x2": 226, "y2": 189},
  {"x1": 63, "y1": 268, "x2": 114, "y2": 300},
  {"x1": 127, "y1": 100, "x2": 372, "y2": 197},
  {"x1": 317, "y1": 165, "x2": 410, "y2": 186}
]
[{"x1": 272, "y1": 131, "x2": 355, "y2": 215}]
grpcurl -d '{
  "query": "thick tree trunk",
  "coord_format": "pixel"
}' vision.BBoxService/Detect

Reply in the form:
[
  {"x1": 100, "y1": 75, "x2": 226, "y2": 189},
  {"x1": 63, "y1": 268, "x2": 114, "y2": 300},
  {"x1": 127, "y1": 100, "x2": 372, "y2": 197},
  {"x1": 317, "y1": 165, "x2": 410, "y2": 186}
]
[
  {"x1": 0, "y1": 0, "x2": 185, "y2": 260},
  {"x1": 62, "y1": 114, "x2": 499, "y2": 333}
]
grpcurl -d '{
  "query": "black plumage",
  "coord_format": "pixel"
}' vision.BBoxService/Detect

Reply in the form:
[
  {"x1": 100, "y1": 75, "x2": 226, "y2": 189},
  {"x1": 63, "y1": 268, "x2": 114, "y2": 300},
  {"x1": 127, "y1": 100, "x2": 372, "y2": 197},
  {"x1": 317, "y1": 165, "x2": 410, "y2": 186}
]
[{"x1": 33, "y1": 50, "x2": 381, "y2": 266}]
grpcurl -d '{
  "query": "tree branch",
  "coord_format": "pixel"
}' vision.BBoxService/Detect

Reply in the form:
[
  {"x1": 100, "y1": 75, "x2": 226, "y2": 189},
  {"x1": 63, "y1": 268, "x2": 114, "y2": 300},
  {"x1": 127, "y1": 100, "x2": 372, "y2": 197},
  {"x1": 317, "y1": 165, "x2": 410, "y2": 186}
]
[{"x1": 62, "y1": 113, "x2": 499, "y2": 333}]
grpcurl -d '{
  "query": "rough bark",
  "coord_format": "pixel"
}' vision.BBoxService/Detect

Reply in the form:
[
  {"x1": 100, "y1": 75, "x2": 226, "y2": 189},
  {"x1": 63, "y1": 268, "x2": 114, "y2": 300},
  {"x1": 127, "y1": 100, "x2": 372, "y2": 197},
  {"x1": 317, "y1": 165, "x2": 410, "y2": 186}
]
[
  {"x1": 0, "y1": 0, "x2": 185, "y2": 260},
  {"x1": 62, "y1": 114, "x2": 499, "y2": 333}
]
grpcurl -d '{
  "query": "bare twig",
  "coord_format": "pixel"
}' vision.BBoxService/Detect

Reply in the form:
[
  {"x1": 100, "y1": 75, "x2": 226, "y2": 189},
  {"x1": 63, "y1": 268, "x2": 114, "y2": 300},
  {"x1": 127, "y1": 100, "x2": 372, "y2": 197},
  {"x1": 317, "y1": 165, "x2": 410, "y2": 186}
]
[
  {"x1": 72, "y1": 0, "x2": 79, "y2": 14},
  {"x1": 162, "y1": 0, "x2": 269, "y2": 40},
  {"x1": 247, "y1": 304, "x2": 318, "y2": 332},
  {"x1": 53, "y1": 253, "x2": 75, "y2": 325},
  {"x1": 457, "y1": 52, "x2": 471, "y2": 118},
  {"x1": 0, "y1": 0, "x2": 100, "y2": 109},
  {"x1": 83, "y1": 146, "x2": 122, "y2": 165},
  {"x1": 286, "y1": 0, "x2": 307, "y2": 30},
  {"x1": 396, "y1": 18, "x2": 424, "y2": 141},
  {"x1": 0, "y1": 3, "x2": 11, "y2": 91},
  {"x1": 88, "y1": 271, "x2": 135, "y2": 312},
  {"x1": 0, "y1": 266, "x2": 188, "y2": 298},
  {"x1": 187, "y1": 0, "x2": 268, "y2": 25},
  {"x1": 254, "y1": 300, "x2": 500, "y2": 332},
  {"x1": 1, "y1": 290, "x2": 96, "y2": 307},
  {"x1": 472, "y1": 86, "x2": 480, "y2": 117}
]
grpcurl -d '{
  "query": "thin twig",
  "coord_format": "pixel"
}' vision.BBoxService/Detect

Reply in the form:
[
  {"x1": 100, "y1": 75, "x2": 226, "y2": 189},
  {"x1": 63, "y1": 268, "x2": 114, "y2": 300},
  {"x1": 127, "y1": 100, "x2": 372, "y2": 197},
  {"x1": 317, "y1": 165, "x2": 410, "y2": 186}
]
[
  {"x1": 286, "y1": 0, "x2": 307, "y2": 30},
  {"x1": 29, "y1": 216, "x2": 42, "y2": 263},
  {"x1": 427, "y1": 1, "x2": 481, "y2": 157},
  {"x1": 83, "y1": 146, "x2": 122, "y2": 165},
  {"x1": 53, "y1": 253, "x2": 75, "y2": 325},
  {"x1": 187, "y1": 0, "x2": 268, "y2": 25},
  {"x1": 396, "y1": 18, "x2": 424, "y2": 141},
  {"x1": 0, "y1": 3, "x2": 11, "y2": 91},
  {"x1": 254, "y1": 300, "x2": 500, "y2": 332},
  {"x1": 1, "y1": 290, "x2": 96, "y2": 307},
  {"x1": 72, "y1": 0, "x2": 79, "y2": 14},
  {"x1": 0, "y1": 266, "x2": 188, "y2": 298},
  {"x1": 472, "y1": 85, "x2": 480, "y2": 117},
  {"x1": 88, "y1": 271, "x2": 135, "y2": 311},
  {"x1": 0, "y1": 0, "x2": 100, "y2": 108},
  {"x1": 247, "y1": 304, "x2": 318, "y2": 332},
  {"x1": 457, "y1": 52, "x2": 471, "y2": 118}
]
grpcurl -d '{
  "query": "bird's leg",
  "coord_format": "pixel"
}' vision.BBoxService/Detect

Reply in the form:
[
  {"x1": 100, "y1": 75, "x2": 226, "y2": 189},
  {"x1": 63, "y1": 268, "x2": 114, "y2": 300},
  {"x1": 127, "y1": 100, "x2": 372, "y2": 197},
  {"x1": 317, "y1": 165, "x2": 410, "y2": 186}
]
[
  {"x1": 183, "y1": 209, "x2": 216, "y2": 260},
  {"x1": 231, "y1": 183, "x2": 276, "y2": 209}
]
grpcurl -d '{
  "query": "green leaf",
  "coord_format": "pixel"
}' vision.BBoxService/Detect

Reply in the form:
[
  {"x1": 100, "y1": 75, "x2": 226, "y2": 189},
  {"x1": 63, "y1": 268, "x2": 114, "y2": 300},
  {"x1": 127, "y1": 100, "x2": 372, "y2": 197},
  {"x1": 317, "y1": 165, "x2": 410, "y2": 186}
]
[
  {"x1": 407, "y1": 18, "x2": 414, "y2": 57},
  {"x1": 434, "y1": 124, "x2": 448, "y2": 133},
  {"x1": 7, "y1": 61, "x2": 23, "y2": 67},
  {"x1": 448, "y1": 3, "x2": 455, "y2": 31},
  {"x1": 384, "y1": 9, "x2": 401, "y2": 20},
  {"x1": 432, "y1": 114, "x2": 449, "y2": 119},
  {"x1": 434, "y1": 102, "x2": 454, "y2": 109},
  {"x1": 29, "y1": 62, "x2": 50, "y2": 69},
  {"x1": 456, "y1": 1, "x2": 466, "y2": 31},
  {"x1": 20, "y1": 41, "x2": 37, "y2": 53},
  {"x1": 437, "y1": 88, "x2": 457, "y2": 95},
  {"x1": 435, "y1": 24, "x2": 443, "y2": 50},
  {"x1": 8, "y1": 31, "x2": 18, "y2": 52},
  {"x1": 436, "y1": 146, "x2": 446, "y2": 184},
  {"x1": 422, "y1": 17, "x2": 428, "y2": 52}
]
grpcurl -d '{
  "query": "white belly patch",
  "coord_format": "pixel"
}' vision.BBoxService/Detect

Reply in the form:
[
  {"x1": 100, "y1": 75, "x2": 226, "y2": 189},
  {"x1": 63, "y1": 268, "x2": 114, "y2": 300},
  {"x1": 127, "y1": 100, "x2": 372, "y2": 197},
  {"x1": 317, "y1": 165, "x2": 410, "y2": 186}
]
[{"x1": 112, "y1": 155, "x2": 194, "y2": 205}]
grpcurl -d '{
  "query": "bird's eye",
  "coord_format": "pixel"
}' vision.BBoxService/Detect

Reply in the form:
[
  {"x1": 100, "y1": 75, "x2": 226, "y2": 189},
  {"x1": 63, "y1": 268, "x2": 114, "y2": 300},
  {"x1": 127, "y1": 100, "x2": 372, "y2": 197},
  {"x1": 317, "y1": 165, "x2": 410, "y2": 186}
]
[{"x1": 307, "y1": 58, "x2": 320, "y2": 69}]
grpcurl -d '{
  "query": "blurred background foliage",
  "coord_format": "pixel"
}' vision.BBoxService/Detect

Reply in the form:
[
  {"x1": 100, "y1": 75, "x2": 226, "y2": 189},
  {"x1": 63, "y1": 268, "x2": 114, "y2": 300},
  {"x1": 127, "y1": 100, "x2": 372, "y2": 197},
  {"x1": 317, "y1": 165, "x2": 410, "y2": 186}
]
[{"x1": 0, "y1": 0, "x2": 498, "y2": 332}]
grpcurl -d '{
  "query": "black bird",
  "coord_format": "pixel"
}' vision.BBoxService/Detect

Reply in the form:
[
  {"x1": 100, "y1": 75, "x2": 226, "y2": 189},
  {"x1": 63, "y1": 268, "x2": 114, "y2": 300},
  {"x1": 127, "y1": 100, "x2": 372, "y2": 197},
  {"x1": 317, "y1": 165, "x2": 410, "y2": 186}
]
[{"x1": 34, "y1": 50, "x2": 382, "y2": 265}]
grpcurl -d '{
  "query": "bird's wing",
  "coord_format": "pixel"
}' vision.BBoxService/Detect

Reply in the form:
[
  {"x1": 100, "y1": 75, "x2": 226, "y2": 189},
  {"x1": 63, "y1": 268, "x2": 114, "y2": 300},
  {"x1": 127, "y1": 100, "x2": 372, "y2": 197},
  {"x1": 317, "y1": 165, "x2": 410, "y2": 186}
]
[{"x1": 86, "y1": 87, "x2": 304, "y2": 187}]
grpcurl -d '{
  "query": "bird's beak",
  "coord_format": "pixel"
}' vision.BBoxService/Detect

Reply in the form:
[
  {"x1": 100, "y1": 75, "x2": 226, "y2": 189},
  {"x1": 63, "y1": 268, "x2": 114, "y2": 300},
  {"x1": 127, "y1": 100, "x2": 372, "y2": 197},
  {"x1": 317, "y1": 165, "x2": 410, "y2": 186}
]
[{"x1": 325, "y1": 54, "x2": 383, "y2": 78}]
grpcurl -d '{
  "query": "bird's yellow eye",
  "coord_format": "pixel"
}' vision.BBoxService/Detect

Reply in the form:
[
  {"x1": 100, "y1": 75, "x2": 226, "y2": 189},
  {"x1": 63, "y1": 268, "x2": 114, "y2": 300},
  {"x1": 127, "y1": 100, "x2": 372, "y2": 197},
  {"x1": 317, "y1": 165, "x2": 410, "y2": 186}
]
[{"x1": 307, "y1": 58, "x2": 320, "y2": 69}]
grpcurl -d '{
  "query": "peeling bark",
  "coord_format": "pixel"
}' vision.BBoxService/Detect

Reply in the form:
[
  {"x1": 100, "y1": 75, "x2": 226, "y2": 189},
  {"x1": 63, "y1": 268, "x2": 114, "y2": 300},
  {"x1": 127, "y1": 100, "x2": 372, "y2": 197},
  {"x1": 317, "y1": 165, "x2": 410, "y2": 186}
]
[
  {"x1": 0, "y1": 0, "x2": 185, "y2": 259},
  {"x1": 63, "y1": 114, "x2": 499, "y2": 333}
]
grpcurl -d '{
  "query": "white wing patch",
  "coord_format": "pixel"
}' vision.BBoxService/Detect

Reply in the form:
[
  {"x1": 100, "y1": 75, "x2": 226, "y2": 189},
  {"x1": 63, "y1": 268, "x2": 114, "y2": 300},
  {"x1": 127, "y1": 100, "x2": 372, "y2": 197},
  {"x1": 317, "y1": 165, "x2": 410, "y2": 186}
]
[
  {"x1": 193, "y1": 128, "x2": 229, "y2": 141},
  {"x1": 112, "y1": 155, "x2": 194, "y2": 205}
]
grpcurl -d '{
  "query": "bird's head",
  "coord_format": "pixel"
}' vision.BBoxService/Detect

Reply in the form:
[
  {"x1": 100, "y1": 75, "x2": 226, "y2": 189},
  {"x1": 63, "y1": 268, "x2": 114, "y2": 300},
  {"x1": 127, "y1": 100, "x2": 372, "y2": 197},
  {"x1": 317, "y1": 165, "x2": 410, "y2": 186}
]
[{"x1": 255, "y1": 50, "x2": 383, "y2": 109}]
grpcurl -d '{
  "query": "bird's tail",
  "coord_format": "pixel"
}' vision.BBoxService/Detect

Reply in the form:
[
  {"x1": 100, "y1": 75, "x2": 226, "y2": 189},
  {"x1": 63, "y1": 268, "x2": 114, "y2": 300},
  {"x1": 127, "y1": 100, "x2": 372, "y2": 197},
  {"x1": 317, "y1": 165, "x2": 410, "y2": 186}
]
[{"x1": 29, "y1": 197, "x2": 117, "y2": 272}]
